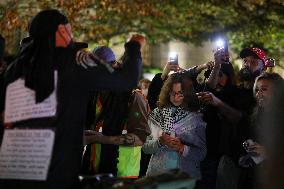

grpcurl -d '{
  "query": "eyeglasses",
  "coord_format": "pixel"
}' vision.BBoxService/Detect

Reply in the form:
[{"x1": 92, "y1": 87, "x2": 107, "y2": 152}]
[{"x1": 169, "y1": 91, "x2": 184, "y2": 97}]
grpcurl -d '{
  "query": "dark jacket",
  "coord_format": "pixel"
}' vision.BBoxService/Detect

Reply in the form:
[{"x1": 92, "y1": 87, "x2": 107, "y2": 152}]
[
  {"x1": 0, "y1": 41, "x2": 142, "y2": 189},
  {"x1": 147, "y1": 73, "x2": 163, "y2": 110}
]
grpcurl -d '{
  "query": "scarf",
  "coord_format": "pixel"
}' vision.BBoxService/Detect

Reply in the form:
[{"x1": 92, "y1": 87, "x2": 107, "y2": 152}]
[
  {"x1": 149, "y1": 106, "x2": 190, "y2": 134},
  {"x1": 11, "y1": 9, "x2": 69, "y2": 103}
]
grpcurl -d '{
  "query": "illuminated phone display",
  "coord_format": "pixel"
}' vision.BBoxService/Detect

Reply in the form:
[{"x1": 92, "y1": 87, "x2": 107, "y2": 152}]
[{"x1": 168, "y1": 52, "x2": 178, "y2": 65}]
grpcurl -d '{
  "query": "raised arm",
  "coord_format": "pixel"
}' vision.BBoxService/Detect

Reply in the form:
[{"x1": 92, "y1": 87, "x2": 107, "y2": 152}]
[
  {"x1": 197, "y1": 91, "x2": 243, "y2": 124},
  {"x1": 206, "y1": 49, "x2": 228, "y2": 89},
  {"x1": 206, "y1": 61, "x2": 221, "y2": 89},
  {"x1": 85, "y1": 40, "x2": 143, "y2": 91}
]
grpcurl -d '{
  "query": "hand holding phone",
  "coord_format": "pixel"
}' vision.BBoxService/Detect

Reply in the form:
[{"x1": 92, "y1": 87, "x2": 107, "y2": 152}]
[
  {"x1": 243, "y1": 139, "x2": 254, "y2": 152},
  {"x1": 214, "y1": 38, "x2": 229, "y2": 64},
  {"x1": 129, "y1": 34, "x2": 146, "y2": 48},
  {"x1": 242, "y1": 139, "x2": 265, "y2": 164},
  {"x1": 265, "y1": 58, "x2": 275, "y2": 67},
  {"x1": 168, "y1": 52, "x2": 178, "y2": 65}
]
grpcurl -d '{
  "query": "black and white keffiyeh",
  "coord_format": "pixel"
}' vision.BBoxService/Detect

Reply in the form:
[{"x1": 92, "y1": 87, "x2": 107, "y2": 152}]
[
  {"x1": 149, "y1": 106, "x2": 190, "y2": 134},
  {"x1": 76, "y1": 50, "x2": 114, "y2": 73},
  {"x1": 76, "y1": 50, "x2": 97, "y2": 69}
]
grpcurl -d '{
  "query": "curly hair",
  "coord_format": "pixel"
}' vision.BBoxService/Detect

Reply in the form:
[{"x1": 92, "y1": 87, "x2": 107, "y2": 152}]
[{"x1": 158, "y1": 72, "x2": 200, "y2": 111}]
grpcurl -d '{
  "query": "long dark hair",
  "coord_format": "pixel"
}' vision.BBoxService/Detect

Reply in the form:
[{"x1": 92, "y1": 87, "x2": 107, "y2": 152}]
[
  {"x1": 204, "y1": 62, "x2": 236, "y2": 87},
  {"x1": 251, "y1": 72, "x2": 283, "y2": 139}
]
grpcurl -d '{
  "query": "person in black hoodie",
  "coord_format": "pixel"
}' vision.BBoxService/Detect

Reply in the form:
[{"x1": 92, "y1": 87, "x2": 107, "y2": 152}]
[{"x1": 0, "y1": 9, "x2": 142, "y2": 189}]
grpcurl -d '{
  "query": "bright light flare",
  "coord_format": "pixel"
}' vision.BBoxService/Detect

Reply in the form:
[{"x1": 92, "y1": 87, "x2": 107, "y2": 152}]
[
  {"x1": 168, "y1": 52, "x2": 178, "y2": 60},
  {"x1": 216, "y1": 39, "x2": 224, "y2": 48}
]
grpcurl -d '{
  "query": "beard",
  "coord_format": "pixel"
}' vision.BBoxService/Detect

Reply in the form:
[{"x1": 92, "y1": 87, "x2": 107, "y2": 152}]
[
  {"x1": 238, "y1": 67, "x2": 262, "y2": 82},
  {"x1": 257, "y1": 98, "x2": 265, "y2": 109}
]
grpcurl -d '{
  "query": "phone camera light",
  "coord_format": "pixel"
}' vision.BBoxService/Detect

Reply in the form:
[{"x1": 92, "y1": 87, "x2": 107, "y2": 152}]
[
  {"x1": 216, "y1": 39, "x2": 224, "y2": 49},
  {"x1": 169, "y1": 52, "x2": 178, "y2": 59}
]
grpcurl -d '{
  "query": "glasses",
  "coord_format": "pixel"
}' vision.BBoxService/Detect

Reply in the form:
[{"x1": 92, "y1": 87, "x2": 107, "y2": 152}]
[{"x1": 169, "y1": 91, "x2": 184, "y2": 97}]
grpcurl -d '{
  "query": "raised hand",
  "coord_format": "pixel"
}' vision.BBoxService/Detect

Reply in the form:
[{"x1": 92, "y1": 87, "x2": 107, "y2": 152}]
[
  {"x1": 129, "y1": 34, "x2": 146, "y2": 48},
  {"x1": 161, "y1": 62, "x2": 181, "y2": 80},
  {"x1": 76, "y1": 50, "x2": 97, "y2": 69},
  {"x1": 159, "y1": 133, "x2": 184, "y2": 153},
  {"x1": 248, "y1": 142, "x2": 266, "y2": 157}
]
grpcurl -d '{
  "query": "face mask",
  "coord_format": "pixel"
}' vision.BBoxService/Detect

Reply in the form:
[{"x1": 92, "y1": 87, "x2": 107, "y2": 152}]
[{"x1": 56, "y1": 24, "x2": 73, "y2": 48}]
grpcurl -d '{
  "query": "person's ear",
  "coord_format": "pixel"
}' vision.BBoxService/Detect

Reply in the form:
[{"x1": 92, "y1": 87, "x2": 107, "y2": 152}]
[{"x1": 56, "y1": 24, "x2": 72, "y2": 48}]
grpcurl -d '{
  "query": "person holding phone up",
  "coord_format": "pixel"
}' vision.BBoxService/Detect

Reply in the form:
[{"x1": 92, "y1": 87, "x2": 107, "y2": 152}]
[{"x1": 195, "y1": 43, "x2": 243, "y2": 189}]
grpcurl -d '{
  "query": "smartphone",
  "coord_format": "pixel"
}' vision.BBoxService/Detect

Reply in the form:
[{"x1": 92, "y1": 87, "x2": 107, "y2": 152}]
[
  {"x1": 215, "y1": 39, "x2": 229, "y2": 64},
  {"x1": 242, "y1": 139, "x2": 254, "y2": 152},
  {"x1": 266, "y1": 58, "x2": 275, "y2": 67},
  {"x1": 165, "y1": 131, "x2": 175, "y2": 137},
  {"x1": 168, "y1": 52, "x2": 178, "y2": 65},
  {"x1": 242, "y1": 139, "x2": 265, "y2": 164}
]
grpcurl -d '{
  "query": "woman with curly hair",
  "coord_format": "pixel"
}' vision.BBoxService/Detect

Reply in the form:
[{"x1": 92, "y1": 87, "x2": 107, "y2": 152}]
[{"x1": 142, "y1": 72, "x2": 207, "y2": 179}]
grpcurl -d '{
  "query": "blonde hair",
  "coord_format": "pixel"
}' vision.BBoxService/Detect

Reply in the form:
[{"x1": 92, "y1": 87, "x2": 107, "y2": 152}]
[{"x1": 138, "y1": 78, "x2": 151, "y2": 89}]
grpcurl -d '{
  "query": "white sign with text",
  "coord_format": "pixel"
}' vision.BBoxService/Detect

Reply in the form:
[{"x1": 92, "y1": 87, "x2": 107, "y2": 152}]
[
  {"x1": 4, "y1": 72, "x2": 57, "y2": 123},
  {"x1": 0, "y1": 129, "x2": 55, "y2": 180}
]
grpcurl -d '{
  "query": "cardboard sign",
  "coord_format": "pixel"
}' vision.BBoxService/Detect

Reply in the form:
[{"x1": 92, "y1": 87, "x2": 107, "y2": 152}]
[
  {"x1": 0, "y1": 129, "x2": 55, "y2": 180},
  {"x1": 4, "y1": 72, "x2": 57, "y2": 123}
]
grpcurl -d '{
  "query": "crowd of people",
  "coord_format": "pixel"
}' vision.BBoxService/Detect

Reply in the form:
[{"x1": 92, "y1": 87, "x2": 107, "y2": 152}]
[{"x1": 0, "y1": 9, "x2": 284, "y2": 189}]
